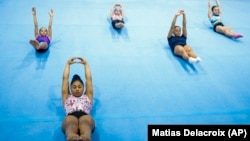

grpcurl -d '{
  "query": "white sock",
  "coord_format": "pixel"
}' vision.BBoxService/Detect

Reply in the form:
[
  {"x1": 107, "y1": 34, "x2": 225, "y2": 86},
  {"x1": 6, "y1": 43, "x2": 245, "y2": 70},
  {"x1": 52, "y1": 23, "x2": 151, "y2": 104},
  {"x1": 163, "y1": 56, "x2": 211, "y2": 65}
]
[
  {"x1": 188, "y1": 57, "x2": 198, "y2": 64},
  {"x1": 196, "y1": 57, "x2": 202, "y2": 62}
]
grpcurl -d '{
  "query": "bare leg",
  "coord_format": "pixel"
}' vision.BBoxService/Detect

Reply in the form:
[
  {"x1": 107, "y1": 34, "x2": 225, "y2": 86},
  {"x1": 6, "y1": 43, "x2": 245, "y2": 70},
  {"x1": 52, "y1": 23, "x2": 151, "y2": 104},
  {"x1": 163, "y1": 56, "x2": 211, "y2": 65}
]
[
  {"x1": 38, "y1": 42, "x2": 49, "y2": 50},
  {"x1": 62, "y1": 116, "x2": 80, "y2": 141},
  {"x1": 174, "y1": 45, "x2": 190, "y2": 61},
  {"x1": 224, "y1": 26, "x2": 243, "y2": 38},
  {"x1": 216, "y1": 26, "x2": 233, "y2": 37},
  {"x1": 29, "y1": 40, "x2": 39, "y2": 50},
  {"x1": 174, "y1": 45, "x2": 200, "y2": 63},
  {"x1": 79, "y1": 115, "x2": 95, "y2": 141},
  {"x1": 184, "y1": 45, "x2": 198, "y2": 58},
  {"x1": 115, "y1": 21, "x2": 124, "y2": 29},
  {"x1": 185, "y1": 46, "x2": 201, "y2": 62},
  {"x1": 216, "y1": 26, "x2": 243, "y2": 38},
  {"x1": 117, "y1": 22, "x2": 124, "y2": 28},
  {"x1": 29, "y1": 40, "x2": 49, "y2": 51}
]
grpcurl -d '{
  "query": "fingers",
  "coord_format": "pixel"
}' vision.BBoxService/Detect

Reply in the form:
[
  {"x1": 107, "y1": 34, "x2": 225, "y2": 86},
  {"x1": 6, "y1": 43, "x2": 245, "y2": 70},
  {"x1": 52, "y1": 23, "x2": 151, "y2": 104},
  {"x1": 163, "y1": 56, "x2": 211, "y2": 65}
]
[
  {"x1": 76, "y1": 57, "x2": 87, "y2": 64},
  {"x1": 49, "y1": 9, "x2": 54, "y2": 16},
  {"x1": 32, "y1": 7, "x2": 36, "y2": 13},
  {"x1": 32, "y1": 7, "x2": 36, "y2": 15},
  {"x1": 176, "y1": 10, "x2": 185, "y2": 16},
  {"x1": 67, "y1": 57, "x2": 76, "y2": 64},
  {"x1": 179, "y1": 10, "x2": 185, "y2": 14},
  {"x1": 67, "y1": 57, "x2": 87, "y2": 64}
]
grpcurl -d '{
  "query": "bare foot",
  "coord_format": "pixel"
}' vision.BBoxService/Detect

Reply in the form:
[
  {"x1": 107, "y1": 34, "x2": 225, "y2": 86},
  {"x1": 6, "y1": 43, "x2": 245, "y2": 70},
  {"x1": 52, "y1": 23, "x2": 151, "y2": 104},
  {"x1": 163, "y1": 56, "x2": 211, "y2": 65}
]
[
  {"x1": 119, "y1": 23, "x2": 124, "y2": 28},
  {"x1": 67, "y1": 133, "x2": 80, "y2": 141},
  {"x1": 116, "y1": 22, "x2": 124, "y2": 28},
  {"x1": 29, "y1": 40, "x2": 39, "y2": 49},
  {"x1": 78, "y1": 137, "x2": 84, "y2": 141},
  {"x1": 79, "y1": 135, "x2": 90, "y2": 141}
]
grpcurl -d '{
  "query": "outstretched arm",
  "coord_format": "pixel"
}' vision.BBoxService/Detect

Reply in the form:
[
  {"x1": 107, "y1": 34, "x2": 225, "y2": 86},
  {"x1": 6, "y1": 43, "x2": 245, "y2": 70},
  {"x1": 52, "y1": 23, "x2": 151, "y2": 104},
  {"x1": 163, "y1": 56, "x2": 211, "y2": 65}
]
[
  {"x1": 110, "y1": 5, "x2": 114, "y2": 18},
  {"x1": 78, "y1": 57, "x2": 93, "y2": 101},
  {"x1": 48, "y1": 9, "x2": 54, "y2": 40},
  {"x1": 32, "y1": 7, "x2": 39, "y2": 37},
  {"x1": 167, "y1": 10, "x2": 181, "y2": 38},
  {"x1": 119, "y1": 4, "x2": 125, "y2": 18},
  {"x1": 208, "y1": 0, "x2": 213, "y2": 19},
  {"x1": 122, "y1": 8, "x2": 125, "y2": 18},
  {"x1": 182, "y1": 10, "x2": 187, "y2": 37},
  {"x1": 61, "y1": 57, "x2": 76, "y2": 105},
  {"x1": 216, "y1": 0, "x2": 222, "y2": 15}
]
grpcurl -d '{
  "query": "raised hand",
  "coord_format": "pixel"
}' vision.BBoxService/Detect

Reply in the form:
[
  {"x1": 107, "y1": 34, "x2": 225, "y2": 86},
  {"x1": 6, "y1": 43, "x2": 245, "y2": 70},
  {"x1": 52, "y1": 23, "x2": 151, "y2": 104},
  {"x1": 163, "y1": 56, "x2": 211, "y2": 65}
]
[
  {"x1": 49, "y1": 9, "x2": 54, "y2": 17},
  {"x1": 180, "y1": 10, "x2": 185, "y2": 15},
  {"x1": 32, "y1": 7, "x2": 36, "y2": 15},
  {"x1": 176, "y1": 10, "x2": 184, "y2": 16},
  {"x1": 77, "y1": 57, "x2": 87, "y2": 65},
  {"x1": 67, "y1": 57, "x2": 77, "y2": 65}
]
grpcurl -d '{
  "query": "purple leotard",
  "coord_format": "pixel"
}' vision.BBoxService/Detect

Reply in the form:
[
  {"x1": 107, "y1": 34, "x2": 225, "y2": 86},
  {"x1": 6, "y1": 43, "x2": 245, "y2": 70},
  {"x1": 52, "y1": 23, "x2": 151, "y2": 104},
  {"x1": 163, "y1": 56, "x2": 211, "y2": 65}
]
[{"x1": 36, "y1": 35, "x2": 50, "y2": 45}]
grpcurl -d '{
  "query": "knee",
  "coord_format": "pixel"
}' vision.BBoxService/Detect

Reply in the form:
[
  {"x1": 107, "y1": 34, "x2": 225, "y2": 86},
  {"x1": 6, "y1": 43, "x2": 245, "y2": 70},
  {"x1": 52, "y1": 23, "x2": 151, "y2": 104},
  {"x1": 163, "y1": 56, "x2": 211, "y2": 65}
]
[
  {"x1": 174, "y1": 46, "x2": 185, "y2": 54},
  {"x1": 221, "y1": 27, "x2": 231, "y2": 33},
  {"x1": 115, "y1": 23, "x2": 122, "y2": 29},
  {"x1": 39, "y1": 42, "x2": 48, "y2": 48},
  {"x1": 185, "y1": 46, "x2": 192, "y2": 52},
  {"x1": 224, "y1": 26, "x2": 231, "y2": 30}
]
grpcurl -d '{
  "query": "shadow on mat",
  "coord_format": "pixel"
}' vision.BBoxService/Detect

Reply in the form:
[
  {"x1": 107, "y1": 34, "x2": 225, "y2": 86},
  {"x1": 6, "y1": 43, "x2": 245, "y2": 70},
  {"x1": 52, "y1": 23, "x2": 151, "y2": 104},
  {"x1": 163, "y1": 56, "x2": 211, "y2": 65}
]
[
  {"x1": 107, "y1": 17, "x2": 129, "y2": 41},
  {"x1": 35, "y1": 49, "x2": 50, "y2": 70},
  {"x1": 164, "y1": 45, "x2": 199, "y2": 74}
]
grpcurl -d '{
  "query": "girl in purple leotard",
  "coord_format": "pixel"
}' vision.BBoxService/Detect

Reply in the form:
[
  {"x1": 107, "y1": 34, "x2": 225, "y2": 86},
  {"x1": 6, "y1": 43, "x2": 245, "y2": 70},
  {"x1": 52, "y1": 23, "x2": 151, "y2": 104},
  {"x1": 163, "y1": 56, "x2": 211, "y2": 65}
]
[{"x1": 29, "y1": 7, "x2": 54, "y2": 53}]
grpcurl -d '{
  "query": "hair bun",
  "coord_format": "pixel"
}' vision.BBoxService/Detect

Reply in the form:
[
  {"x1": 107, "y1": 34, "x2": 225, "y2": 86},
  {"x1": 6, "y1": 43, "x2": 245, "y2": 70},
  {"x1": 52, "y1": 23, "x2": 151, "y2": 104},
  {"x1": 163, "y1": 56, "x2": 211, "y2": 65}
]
[
  {"x1": 71, "y1": 74, "x2": 84, "y2": 85},
  {"x1": 73, "y1": 74, "x2": 80, "y2": 79}
]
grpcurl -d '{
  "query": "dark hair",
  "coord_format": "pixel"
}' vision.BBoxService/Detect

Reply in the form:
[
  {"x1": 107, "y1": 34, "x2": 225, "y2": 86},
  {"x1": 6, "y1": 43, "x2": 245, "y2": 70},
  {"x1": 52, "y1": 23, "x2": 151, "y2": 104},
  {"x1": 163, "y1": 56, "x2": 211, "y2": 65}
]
[
  {"x1": 211, "y1": 6, "x2": 217, "y2": 11},
  {"x1": 71, "y1": 74, "x2": 84, "y2": 85},
  {"x1": 174, "y1": 26, "x2": 180, "y2": 29},
  {"x1": 39, "y1": 27, "x2": 47, "y2": 32}
]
